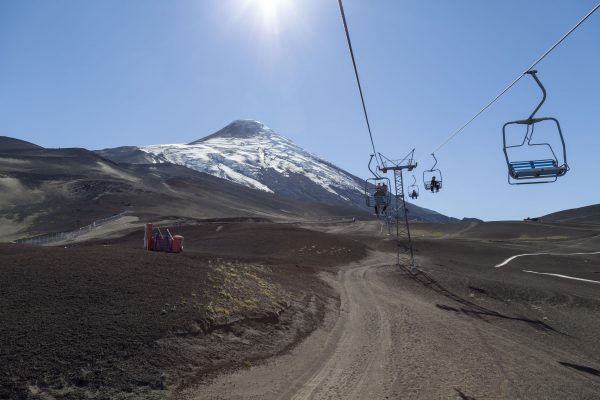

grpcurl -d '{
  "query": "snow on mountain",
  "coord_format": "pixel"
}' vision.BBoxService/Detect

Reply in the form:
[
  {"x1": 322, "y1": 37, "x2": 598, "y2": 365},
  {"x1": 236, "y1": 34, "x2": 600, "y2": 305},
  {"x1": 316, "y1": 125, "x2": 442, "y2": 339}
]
[
  {"x1": 138, "y1": 120, "x2": 365, "y2": 205},
  {"x1": 95, "y1": 120, "x2": 460, "y2": 222}
]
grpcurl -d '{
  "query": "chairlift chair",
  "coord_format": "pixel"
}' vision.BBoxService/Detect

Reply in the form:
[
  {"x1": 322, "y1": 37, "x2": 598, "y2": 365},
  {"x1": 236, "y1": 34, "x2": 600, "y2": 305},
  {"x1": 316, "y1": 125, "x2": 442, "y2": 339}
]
[
  {"x1": 364, "y1": 155, "x2": 391, "y2": 212},
  {"x1": 502, "y1": 70, "x2": 569, "y2": 184},
  {"x1": 365, "y1": 177, "x2": 392, "y2": 208},
  {"x1": 423, "y1": 154, "x2": 442, "y2": 193},
  {"x1": 408, "y1": 175, "x2": 419, "y2": 200}
]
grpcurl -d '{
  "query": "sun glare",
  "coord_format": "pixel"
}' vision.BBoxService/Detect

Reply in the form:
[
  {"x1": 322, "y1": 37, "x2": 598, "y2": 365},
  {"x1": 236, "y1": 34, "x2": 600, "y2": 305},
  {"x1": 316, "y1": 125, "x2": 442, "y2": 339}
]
[{"x1": 246, "y1": 0, "x2": 293, "y2": 36}]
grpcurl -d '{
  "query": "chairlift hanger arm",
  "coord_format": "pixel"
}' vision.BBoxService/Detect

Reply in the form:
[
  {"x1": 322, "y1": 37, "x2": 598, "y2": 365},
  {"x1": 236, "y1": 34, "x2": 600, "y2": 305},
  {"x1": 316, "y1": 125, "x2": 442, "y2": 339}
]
[
  {"x1": 429, "y1": 153, "x2": 438, "y2": 171},
  {"x1": 368, "y1": 154, "x2": 381, "y2": 178},
  {"x1": 525, "y1": 70, "x2": 547, "y2": 120}
]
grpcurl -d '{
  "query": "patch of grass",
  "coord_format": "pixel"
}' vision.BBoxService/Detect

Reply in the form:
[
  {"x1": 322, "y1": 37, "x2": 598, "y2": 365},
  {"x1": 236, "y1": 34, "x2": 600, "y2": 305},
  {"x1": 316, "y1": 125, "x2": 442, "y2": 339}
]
[
  {"x1": 204, "y1": 260, "x2": 290, "y2": 320},
  {"x1": 297, "y1": 244, "x2": 352, "y2": 256}
]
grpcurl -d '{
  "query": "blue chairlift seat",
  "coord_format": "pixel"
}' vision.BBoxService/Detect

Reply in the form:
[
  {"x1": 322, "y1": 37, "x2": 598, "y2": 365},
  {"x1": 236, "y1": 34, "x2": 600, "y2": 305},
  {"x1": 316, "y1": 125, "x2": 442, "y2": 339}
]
[{"x1": 508, "y1": 159, "x2": 567, "y2": 180}]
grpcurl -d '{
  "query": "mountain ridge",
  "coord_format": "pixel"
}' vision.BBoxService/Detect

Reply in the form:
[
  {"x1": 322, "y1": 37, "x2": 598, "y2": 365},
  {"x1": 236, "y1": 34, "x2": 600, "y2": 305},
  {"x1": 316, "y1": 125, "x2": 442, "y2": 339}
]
[
  {"x1": 0, "y1": 136, "x2": 44, "y2": 151},
  {"x1": 541, "y1": 204, "x2": 600, "y2": 224}
]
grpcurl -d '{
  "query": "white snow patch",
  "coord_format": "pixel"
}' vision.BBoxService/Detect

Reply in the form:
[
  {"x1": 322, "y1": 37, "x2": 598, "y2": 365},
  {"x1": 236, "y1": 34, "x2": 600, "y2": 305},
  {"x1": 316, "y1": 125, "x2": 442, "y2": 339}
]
[
  {"x1": 96, "y1": 161, "x2": 139, "y2": 182},
  {"x1": 0, "y1": 157, "x2": 30, "y2": 165},
  {"x1": 494, "y1": 251, "x2": 600, "y2": 268},
  {"x1": 522, "y1": 270, "x2": 600, "y2": 284}
]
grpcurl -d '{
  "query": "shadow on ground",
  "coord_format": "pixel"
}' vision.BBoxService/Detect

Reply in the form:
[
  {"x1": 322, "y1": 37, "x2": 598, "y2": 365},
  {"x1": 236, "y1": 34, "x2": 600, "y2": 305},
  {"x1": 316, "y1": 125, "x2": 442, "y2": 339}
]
[{"x1": 411, "y1": 269, "x2": 560, "y2": 333}]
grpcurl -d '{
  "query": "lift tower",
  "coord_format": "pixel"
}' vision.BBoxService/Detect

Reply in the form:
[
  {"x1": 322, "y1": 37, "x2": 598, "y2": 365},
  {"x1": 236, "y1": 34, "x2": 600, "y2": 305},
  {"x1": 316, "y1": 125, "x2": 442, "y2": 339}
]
[{"x1": 379, "y1": 150, "x2": 418, "y2": 272}]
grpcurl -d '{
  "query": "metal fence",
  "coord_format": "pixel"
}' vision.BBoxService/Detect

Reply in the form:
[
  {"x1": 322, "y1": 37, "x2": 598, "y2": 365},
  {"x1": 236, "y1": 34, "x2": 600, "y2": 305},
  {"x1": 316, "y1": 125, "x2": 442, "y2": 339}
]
[{"x1": 14, "y1": 212, "x2": 126, "y2": 246}]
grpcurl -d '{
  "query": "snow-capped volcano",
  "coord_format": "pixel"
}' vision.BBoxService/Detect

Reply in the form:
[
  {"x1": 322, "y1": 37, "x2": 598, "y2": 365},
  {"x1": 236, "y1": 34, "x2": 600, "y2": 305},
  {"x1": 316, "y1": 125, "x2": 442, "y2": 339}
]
[
  {"x1": 136, "y1": 120, "x2": 366, "y2": 207},
  {"x1": 96, "y1": 119, "x2": 459, "y2": 221}
]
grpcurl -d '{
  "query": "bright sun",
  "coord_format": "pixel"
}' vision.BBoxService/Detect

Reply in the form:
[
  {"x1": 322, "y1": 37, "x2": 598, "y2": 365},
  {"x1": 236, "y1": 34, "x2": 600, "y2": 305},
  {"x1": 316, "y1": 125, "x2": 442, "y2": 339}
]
[{"x1": 248, "y1": 0, "x2": 292, "y2": 35}]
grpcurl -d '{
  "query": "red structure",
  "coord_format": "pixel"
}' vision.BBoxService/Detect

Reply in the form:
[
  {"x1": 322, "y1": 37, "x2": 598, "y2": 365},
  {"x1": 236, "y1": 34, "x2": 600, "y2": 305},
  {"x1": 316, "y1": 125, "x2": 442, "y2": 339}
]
[
  {"x1": 144, "y1": 223, "x2": 184, "y2": 253},
  {"x1": 144, "y1": 224, "x2": 153, "y2": 250}
]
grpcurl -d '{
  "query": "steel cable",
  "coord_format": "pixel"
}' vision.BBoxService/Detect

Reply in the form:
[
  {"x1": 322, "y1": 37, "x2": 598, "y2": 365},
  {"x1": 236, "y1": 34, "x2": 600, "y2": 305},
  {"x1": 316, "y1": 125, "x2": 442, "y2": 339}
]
[{"x1": 337, "y1": 0, "x2": 380, "y2": 168}]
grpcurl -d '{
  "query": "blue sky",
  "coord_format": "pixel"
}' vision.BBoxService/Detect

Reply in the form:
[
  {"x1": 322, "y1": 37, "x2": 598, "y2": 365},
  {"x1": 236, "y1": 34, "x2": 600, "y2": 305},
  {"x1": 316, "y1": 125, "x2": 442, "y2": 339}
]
[{"x1": 1, "y1": 0, "x2": 599, "y2": 220}]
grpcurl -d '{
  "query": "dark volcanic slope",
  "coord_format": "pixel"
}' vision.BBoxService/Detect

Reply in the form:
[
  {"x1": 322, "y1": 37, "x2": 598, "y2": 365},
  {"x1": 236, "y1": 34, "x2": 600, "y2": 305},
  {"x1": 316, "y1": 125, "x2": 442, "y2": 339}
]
[
  {"x1": 111, "y1": 222, "x2": 366, "y2": 265},
  {"x1": 542, "y1": 204, "x2": 600, "y2": 224},
  {"x1": 0, "y1": 223, "x2": 367, "y2": 400},
  {"x1": 409, "y1": 220, "x2": 600, "y2": 247},
  {"x1": 1, "y1": 145, "x2": 136, "y2": 238}
]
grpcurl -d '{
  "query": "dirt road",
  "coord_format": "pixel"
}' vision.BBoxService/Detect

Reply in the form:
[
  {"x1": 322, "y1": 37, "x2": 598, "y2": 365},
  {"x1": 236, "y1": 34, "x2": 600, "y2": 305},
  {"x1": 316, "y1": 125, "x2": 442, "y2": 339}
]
[{"x1": 185, "y1": 247, "x2": 600, "y2": 400}]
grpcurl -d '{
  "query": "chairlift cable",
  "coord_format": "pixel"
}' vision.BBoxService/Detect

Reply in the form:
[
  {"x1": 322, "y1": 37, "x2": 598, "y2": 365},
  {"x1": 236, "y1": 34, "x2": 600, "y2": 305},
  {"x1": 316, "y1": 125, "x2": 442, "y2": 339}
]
[
  {"x1": 431, "y1": 1, "x2": 600, "y2": 155},
  {"x1": 337, "y1": 0, "x2": 380, "y2": 167}
]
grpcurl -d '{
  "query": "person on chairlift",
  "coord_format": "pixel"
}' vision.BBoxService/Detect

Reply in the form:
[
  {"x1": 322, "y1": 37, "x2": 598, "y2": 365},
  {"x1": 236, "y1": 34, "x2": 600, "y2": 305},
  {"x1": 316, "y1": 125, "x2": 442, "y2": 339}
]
[
  {"x1": 430, "y1": 176, "x2": 439, "y2": 193},
  {"x1": 380, "y1": 183, "x2": 388, "y2": 213},
  {"x1": 411, "y1": 189, "x2": 418, "y2": 199},
  {"x1": 374, "y1": 183, "x2": 385, "y2": 215}
]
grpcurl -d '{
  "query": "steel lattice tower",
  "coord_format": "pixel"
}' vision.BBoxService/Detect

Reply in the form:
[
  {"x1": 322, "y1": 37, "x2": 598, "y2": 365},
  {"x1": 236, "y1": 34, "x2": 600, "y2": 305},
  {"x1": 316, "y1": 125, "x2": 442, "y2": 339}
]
[
  {"x1": 392, "y1": 168, "x2": 416, "y2": 271},
  {"x1": 379, "y1": 151, "x2": 417, "y2": 272}
]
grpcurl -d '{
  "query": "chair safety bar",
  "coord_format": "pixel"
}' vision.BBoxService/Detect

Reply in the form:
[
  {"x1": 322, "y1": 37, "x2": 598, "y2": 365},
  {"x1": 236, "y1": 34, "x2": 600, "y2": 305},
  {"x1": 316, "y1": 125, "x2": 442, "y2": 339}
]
[{"x1": 367, "y1": 194, "x2": 391, "y2": 207}]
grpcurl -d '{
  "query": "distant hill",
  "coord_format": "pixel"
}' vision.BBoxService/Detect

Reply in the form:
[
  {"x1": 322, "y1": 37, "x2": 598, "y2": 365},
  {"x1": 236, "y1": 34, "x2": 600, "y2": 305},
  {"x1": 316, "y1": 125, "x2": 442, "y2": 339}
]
[
  {"x1": 542, "y1": 204, "x2": 600, "y2": 225},
  {"x1": 461, "y1": 217, "x2": 483, "y2": 223},
  {"x1": 0, "y1": 136, "x2": 43, "y2": 151}
]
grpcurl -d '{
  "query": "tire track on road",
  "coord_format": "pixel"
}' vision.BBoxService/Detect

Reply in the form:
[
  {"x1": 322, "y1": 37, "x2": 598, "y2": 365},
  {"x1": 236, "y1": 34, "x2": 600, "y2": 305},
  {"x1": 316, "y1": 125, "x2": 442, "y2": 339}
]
[{"x1": 291, "y1": 259, "x2": 394, "y2": 400}]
